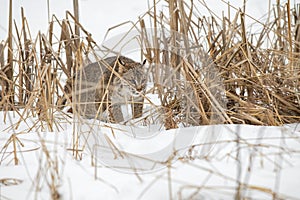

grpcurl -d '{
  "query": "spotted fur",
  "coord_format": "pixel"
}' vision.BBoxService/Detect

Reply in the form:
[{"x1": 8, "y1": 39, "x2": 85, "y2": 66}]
[{"x1": 73, "y1": 56, "x2": 146, "y2": 122}]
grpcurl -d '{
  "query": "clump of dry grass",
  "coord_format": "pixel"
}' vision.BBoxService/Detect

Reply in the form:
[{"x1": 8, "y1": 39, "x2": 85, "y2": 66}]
[
  {"x1": 138, "y1": 0, "x2": 299, "y2": 127},
  {"x1": 0, "y1": 1, "x2": 299, "y2": 129}
]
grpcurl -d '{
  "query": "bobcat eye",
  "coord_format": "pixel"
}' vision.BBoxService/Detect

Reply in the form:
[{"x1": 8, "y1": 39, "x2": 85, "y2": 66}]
[{"x1": 131, "y1": 79, "x2": 137, "y2": 85}]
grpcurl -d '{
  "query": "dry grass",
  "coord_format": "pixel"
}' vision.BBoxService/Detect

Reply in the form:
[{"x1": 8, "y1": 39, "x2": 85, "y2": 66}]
[{"x1": 0, "y1": 1, "x2": 298, "y2": 131}]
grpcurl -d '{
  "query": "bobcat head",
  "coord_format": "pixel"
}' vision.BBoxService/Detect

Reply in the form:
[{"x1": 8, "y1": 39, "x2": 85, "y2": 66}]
[{"x1": 112, "y1": 60, "x2": 147, "y2": 100}]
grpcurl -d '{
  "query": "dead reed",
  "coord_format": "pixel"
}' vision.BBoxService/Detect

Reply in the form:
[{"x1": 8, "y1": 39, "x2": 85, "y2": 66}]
[{"x1": 0, "y1": 0, "x2": 298, "y2": 130}]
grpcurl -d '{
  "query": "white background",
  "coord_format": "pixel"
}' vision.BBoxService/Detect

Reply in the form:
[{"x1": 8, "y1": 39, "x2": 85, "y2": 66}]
[{"x1": 1, "y1": 0, "x2": 298, "y2": 43}]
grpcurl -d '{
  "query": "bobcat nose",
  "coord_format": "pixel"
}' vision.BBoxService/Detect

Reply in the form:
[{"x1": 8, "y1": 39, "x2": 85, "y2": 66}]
[{"x1": 136, "y1": 87, "x2": 142, "y2": 92}]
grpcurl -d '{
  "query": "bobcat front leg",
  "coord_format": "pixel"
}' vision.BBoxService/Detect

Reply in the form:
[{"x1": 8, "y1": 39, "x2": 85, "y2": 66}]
[
  {"x1": 109, "y1": 103, "x2": 124, "y2": 123},
  {"x1": 132, "y1": 96, "x2": 144, "y2": 119}
]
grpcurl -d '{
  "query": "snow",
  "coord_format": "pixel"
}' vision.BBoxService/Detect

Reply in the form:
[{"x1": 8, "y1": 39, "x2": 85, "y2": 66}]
[{"x1": 0, "y1": 112, "x2": 299, "y2": 199}]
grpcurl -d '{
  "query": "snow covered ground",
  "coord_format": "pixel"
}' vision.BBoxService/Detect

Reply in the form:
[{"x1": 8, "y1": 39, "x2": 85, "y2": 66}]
[{"x1": 0, "y1": 111, "x2": 300, "y2": 199}]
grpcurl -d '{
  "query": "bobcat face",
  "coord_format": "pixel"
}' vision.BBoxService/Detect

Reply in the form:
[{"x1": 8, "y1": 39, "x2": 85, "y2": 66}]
[{"x1": 113, "y1": 66, "x2": 147, "y2": 99}]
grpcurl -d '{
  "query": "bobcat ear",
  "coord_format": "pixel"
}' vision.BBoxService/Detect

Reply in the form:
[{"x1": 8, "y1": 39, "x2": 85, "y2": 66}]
[
  {"x1": 142, "y1": 59, "x2": 147, "y2": 65},
  {"x1": 117, "y1": 57, "x2": 126, "y2": 75},
  {"x1": 118, "y1": 57, "x2": 126, "y2": 66}
]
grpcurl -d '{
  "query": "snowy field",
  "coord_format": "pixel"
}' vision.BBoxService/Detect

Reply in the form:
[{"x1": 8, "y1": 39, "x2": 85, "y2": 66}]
[{"x1": 0, "y1": 112, "x2": 300, "y2": 199}]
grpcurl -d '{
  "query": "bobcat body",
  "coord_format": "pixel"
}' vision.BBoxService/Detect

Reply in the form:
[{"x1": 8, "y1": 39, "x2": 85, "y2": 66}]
[{"x1": 74, "y1": 56, "x2": 146, "y2": 123}]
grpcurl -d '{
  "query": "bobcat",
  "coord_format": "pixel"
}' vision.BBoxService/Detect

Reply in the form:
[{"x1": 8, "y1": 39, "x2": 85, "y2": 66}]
[{"x1": 73, "y1": 56, "x2": 147, "y2": 123}]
